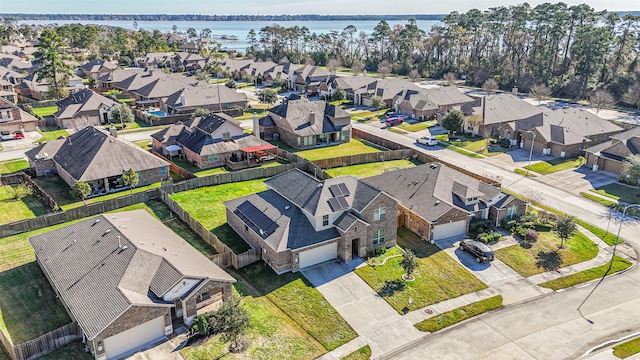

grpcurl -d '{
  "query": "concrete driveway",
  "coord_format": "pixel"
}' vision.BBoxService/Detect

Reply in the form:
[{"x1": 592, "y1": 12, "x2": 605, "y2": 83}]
[
  {"x1": 301, "y1": 260, "x2": 424, "y2": 358},
  {"x1": 534, "y1": 167, "x2": 619, "y2": 196},
  {"x1": 435, "y1": 237, "x2": 551, "y2": 305},
  {"x1": 121, "y1": 333, "x2": 187, "y2": 360}
]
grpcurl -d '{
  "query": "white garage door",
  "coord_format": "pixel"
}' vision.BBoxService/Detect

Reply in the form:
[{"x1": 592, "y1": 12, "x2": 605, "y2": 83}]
[
  {"x1": 104, "y1": 316, "x2": 165, "y2": 359},
  {"x1": 432, "y1": 220, "x2": 467, "y2": 240},
  {"x1": 299, "y1": 243, "x2": 337, "y2": 269}
]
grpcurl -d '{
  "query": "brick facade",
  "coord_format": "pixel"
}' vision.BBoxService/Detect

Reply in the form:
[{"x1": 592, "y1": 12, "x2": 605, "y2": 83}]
[
  {"x1": 91, "y1": 305, "x2": 171, "y2": 359},
  {"x1": 489, "y1": 197, "x2": 527, "y2": 227},
  {"x1": 182, "y1": 279, "x2": 233, "y2": 323}
]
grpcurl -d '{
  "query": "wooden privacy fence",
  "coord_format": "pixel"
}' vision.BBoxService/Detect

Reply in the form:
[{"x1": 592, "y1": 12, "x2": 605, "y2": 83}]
[
  {"x1": 0, "y1": 189, "x2": 161, "y2": 238},
  {"x1": 0, "y1": 326, "x2": 16, "y2": 360},
  {"x1": 1, "y1": 172, "x2": 59, "y2": 211},
  {"x1": 352, "y1": 128, "x2": 502, "y2": 187},
  {"x1": 160, "y1": 191, "x2": 261, "y2": 269},
  {"x1": 11, "y1": 322, "x2": 82, "y2": 360},
  {"x1": 311, "y1": 149, "x2": 415, "y2": 170},
  {"x1": 149, "y1": 150, "x2": 197, "y2": 180}
]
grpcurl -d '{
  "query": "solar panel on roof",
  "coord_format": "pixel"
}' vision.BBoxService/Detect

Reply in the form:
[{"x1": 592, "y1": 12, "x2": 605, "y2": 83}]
[
  {"x1": 329, "y1": 184, "x2": 343, "y2": 197},
  {"x1": 337, "y1": 183, "x2": 350, "y2": 196},
  {"x1": 236, "y1": 201, "x2": 278, "y2": 238},
  {"x1": 328, "y1": 197, "x2": 342, "y2": 211},
  {"x1": 337, "y1": 196, "x2": 349, "y2": 209}
]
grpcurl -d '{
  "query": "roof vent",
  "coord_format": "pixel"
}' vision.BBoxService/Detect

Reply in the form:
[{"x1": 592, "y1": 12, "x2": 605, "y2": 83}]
[
  {"x1": 285, "y1": 205, "x2": 290, "y2": 210},
  {"x1": 435, "y1": 201, "x2": 441, "y2": 205},
  {"x1": 104, "y1": 229, "x2": 111, "y2": 235},
  {"x1": 93, "y1": 219, "x2": 100, "y2": 225},
  {"x1": 317, "y1": 183, "x2": 323, "y2": 188}
]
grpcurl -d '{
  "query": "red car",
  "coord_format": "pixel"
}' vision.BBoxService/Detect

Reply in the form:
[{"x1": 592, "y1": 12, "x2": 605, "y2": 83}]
[
  {"x1": 385, "y1": 117, "x2": 404, "y2": 126},
  {"x1": 14, "y1": 131, "x2": 24, "y2": 139}
]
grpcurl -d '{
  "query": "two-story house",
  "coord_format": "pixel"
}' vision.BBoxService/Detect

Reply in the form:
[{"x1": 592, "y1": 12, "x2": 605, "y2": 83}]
[
  {"x1": 224, "y1": 168, "x2": 398, "y2": 273},
  {"x1": 256, "y1": 98, "x2": 351, "y2": 149}
]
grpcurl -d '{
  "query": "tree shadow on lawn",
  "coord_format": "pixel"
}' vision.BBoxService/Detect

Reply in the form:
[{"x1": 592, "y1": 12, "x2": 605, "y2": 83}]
[
  {"x1": 380, "y1": 279, "x2": 405, "y2": 297},
  {"x1": 396, "y1": 228, "x2": 440, "y2": 258},
  {"x1": 536, "y1": 250, "x2": 563, "y2": 271}
]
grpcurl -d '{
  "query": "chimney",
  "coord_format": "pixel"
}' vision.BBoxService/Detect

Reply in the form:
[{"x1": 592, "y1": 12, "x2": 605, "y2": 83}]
[
  {"x1": 309, "y1": 110, "x2": 315, "y2": 125},
  {"x1": 252, "y1": 113, "x2": 261, "y2": 138},
  {"x1": 109, "y1": 127, "x2": 118, "y2": 138},
  {"x1": 180, "y1": 94, "x2": 186, "y2": 106}
]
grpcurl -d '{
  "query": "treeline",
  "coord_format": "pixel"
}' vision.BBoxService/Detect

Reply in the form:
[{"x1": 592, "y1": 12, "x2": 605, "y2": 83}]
[
  {"x1": 0, "y1": 13, "x2": 446, "y2": 21},
  {"x1": 249, "y1": 3, "x2": 640, "y2": 103}
]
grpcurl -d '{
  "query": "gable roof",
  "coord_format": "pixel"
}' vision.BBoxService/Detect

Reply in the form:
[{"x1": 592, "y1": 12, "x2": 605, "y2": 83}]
[
  {"x1": 47, "y1": 126, "x2": 169, "y2": 181},
  {"x1": 79, "y1": 59, "x2": 117, "y2": 73},
  {"x1": 54, "y1": 89, "x2": 120, "y2": 120},
  {"x1": 29, "y1": 209, "x2": 234, "y2": 340},
  {"x1": 363, "y1": 164, "x2": 502, "y2": 221},
  {"x1": 584, "y1": 126, "x2": 640, "y2": 160},
  {"x1": 163, "y1": 84, "x2": 247, "y2": 109},
  {"x1": 267, "y1": 99, "x2": 351, "y2": 137},
  {"x1": 462, "y1": 94, "x2": 543, "y2": 125},
  {"x1": 421, "y1": 86, "x2": 474, "y2": 107}
]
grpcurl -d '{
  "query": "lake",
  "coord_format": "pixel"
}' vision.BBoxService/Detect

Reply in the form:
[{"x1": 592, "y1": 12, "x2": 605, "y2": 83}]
[{"x1": 19, "y1": 19, "x2": 440, "y2": 50}]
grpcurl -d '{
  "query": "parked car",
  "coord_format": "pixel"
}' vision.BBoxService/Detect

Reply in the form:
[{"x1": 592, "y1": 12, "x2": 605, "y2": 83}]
[
  {"x1": 0, "y1": 131, "x2": 14, "y2": 141},
  {"x1": 416, "y1": 136, "x2": 438, "y2": 146},
  {"x1": 385, "y1": 117, "x2": 404, "y2": 126},
  {"x1": 14, "y1": 131, "x2": 24, "y2": 140},
  {"x1": 459, "y1": 239, "x2": 495, "y2": 263}
]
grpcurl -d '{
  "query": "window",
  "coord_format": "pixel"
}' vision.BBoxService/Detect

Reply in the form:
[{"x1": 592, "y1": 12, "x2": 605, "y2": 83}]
[
  {"x1": 373, "y1": 207, "x2": 386, "y2": 221},
  {"x1": 160, "y1": 167, "x2": 168, "y2": 177},
  {"x1": 222, "y1": 132, "x2": 231, "y2": 140},
  {"x1": 303, "y1": 136, "x2": 314, "y2": 146},
  {"x1": 373, "y1": 229, "x2": 385, "y2": 245},
  {"x1": 196, "y1": 290, "x2": 211, "y2": 303},
  {"x1": 322, "y1": 215, "x2": 329, "y2": 226},
  {"x1": 208, "y1": 154, "x2": 219, "y2": 162},
  {"x1": 507, "y1": 205, "x2": 518, "y2": 219},
  {"x1": 137, "y1": 172, "x2": 142, "y2": 182}
]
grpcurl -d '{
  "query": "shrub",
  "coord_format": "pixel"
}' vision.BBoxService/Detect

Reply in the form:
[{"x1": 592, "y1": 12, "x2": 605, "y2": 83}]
[
  {"x1": 501, "y1": 218, "x2": 517, "y2": 231},
  {"x1": 525, "y1": 229, "x2": 539, "y2": 243},
  {"x1": 469, "y1": 219, "x2": 493, "y2": 239},
  {"x1": 369, "y1": 247, "x2": 387, "y2": 258}
]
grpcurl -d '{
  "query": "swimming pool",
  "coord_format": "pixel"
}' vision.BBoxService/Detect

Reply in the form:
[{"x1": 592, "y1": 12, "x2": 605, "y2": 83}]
[{"x1": 148, "y1": 110, "x2": 167, "y2": 117}]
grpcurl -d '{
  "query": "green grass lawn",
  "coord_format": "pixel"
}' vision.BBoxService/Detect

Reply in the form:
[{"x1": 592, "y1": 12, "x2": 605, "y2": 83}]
[
  {"x1": 343, "y1": 346, "x2": 372, "y2": 360},
  {"x1": 32, "y1": 106, "x2": 58, "y2": 117},
  {"x1": 437, "y1": 135, "x2": 511, "y2": 157},
  {"x1": 181, "y1": 287, "x2": 325, "y2": 360},
  {"x1": 538, "y1": 256, "x2": 632, "y2": 290},
  {"x1": 494, "y1": 230, "x2": 599, "y2": 277},
  {"x1": 613, "y1": 337, "x2": 640, "y2": 358},
  {"x1": 236, "y1": 108, "x2": 269, "y2": 121},
  {"x1": 37, "y1": 127, "x2": 68, "y2": 143},
  {"x1": 0, "y1": 200, "x2": 186, "y2": 344},
  {"x1": 414, "y1": 295, "x2": 503, "y2": 333},
  {"x1": 0, "y1": 186, "x2": 49, "y2": 225},
  {"x1": 294, "y1": 139, "x2": 384, "y2": 161},
  {"x1": 170, "y1": 179, "x2": 267, "y2": 253},
  {"x1": 0, "y1": 159, "x2": 29, "y2": 174},
  {"x1": 40, "y1": 341, "x2": 93, "y2": 360},
  {"x1": 355, "y1": 229, "x2": 487, "y2": 313},
  {"x1": 237, "y1": 262, "x2": 357, "y2": 350},
  {"x1": 133, "y1": 140, "x2": 152, "y2": 151},
  {"x1": 397, "y1": 120, "x2": 437, "y2": 132},
  {"x1": 590, "y1": 183, "x2": 640, "y2": 204},
  {"x1": 524, "y1": 157, "x2": 584, "y2": 175},
  {"x1": 388, "y1": 127, "x2": 409, "y2": 134},
  {"x1": 32, "y1": 175, "x2": 161, "y2": 210},
  {"x1": 324, "y1": 159, "x2": 418, "y2": 178}
]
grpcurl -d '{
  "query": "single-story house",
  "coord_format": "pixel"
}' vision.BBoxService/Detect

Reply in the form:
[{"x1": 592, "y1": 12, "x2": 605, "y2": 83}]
[
  {"x1": 363, "y1": 164, "x2": 527, "y2": 241},
  {"x1": 78, "y1": 59, "x2": 118, "y2": 78},
  {"x1": 171, "y1": 52, "x2": 205, "y2": 72},
  {"x1": 394, "y1": 86, "x2": 475, "y2": 120},
  {"x1": 135, "y1": 52, "x2": 173, "y2": 68},
  {"x1": 584, "y1": 126, "x2": 640, "y2": 175},
  {"x1": 501, "y1": 108, "x2": 623, "y2": 158},
  {"x1": 29, "y1": 209, "x2": 235, "y2": 360},
  {"x1": 26, "y1": 126, "x2": 170, "y2": 196},
  {"x1": 288, "y1": 65, "x2": 332, "y2": 92},
  {"x1": 15, "y1": 72, "x2": 84, "y2": 100},
  {"x1": 0, "y1": 96, "x2": 38, "y2": 132},
  {"x1": 54, "y1": 89, "x2": 121, "y2": 129},
  {"x1": 160, "y1": 84, "x2": 248, "y2": 116},
  {"x1": 151, "y1": 112, "x2": 275, "y2": 170},
  {"x1": 224, "y1": 168, "x2": 398, "y2": 273},
  {"x1": 96, "y1": 68, "x2": 146, "y2": 89},
  {"x1": 257, "y1": 98, "x2": 351, "y2": 148},
  {"x1": 358, "y1": 78, "x2": 423, "y2": 108}
]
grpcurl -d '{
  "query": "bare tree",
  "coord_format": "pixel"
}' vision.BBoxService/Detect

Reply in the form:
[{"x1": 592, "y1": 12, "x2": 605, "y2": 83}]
[
  {"x1": 482, "y1": 78, "x2": 499, "y2": 94},
  {"x1": 377, "y1": 60, "x2": 391, "y2": 79},
  {"x1": 465, "y1": 114, "x2": 483, "y2": 136},
  {"x1": 589, "y1": 89, "x2": 616, "y2": 114},
  {"x1": 408, "y1": 69, "x2": 420, "y2": 82},
  {"x1": 442, "y1": 72, "x2": 456, "y2": 86},
  {"x1": 521, "y1": 189, "x2": 544, "y2": 207},
  {"x1": 351, "y1": 60, "x2": 365, "y2": 76},
  {"x1": 530, "y1": 84, "x2": 552, "y2": 105},
  {"x1": 327, "y1": 58, "x2": 341, "y2": 74},
  {"x1": 622, "y1": 83, "x2": 640, "y2": 110}
]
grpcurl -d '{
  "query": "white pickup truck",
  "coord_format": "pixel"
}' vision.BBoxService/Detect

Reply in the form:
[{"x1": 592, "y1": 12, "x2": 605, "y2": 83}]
[{"x1": 416, "y1": 136, "x2": 438, "y2": 146}]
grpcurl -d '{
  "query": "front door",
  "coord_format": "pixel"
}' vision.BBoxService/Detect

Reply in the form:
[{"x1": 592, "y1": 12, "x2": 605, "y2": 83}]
[
  {"x1": 102, "y1": 112, "x2": 108, "y2": 124},
  {"x1": 351, "y1": 238, "x2": 359, "y2": 258}
]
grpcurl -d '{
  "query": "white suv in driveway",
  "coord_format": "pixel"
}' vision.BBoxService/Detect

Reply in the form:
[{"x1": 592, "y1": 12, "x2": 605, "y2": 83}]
[
  {"x1": 0, "y1": 131, "x2": 15, "y2": 141},
  {"x1": 416, "y1": 136, "x2": 438, "y2": 146}
]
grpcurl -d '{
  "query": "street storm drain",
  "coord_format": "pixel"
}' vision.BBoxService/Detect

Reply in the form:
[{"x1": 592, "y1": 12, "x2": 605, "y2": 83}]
[{"x1": 424, "y1": 308, "x2": 433, "y2": 314}]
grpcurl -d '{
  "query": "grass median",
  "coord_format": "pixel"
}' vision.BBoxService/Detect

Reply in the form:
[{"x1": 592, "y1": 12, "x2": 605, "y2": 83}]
[
  {"x1": 414, "y1": 295, "x2": 503, "y2": 332},
  {"x1": 538, "y1": 256, "x2": 632, "y2": 290}
]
